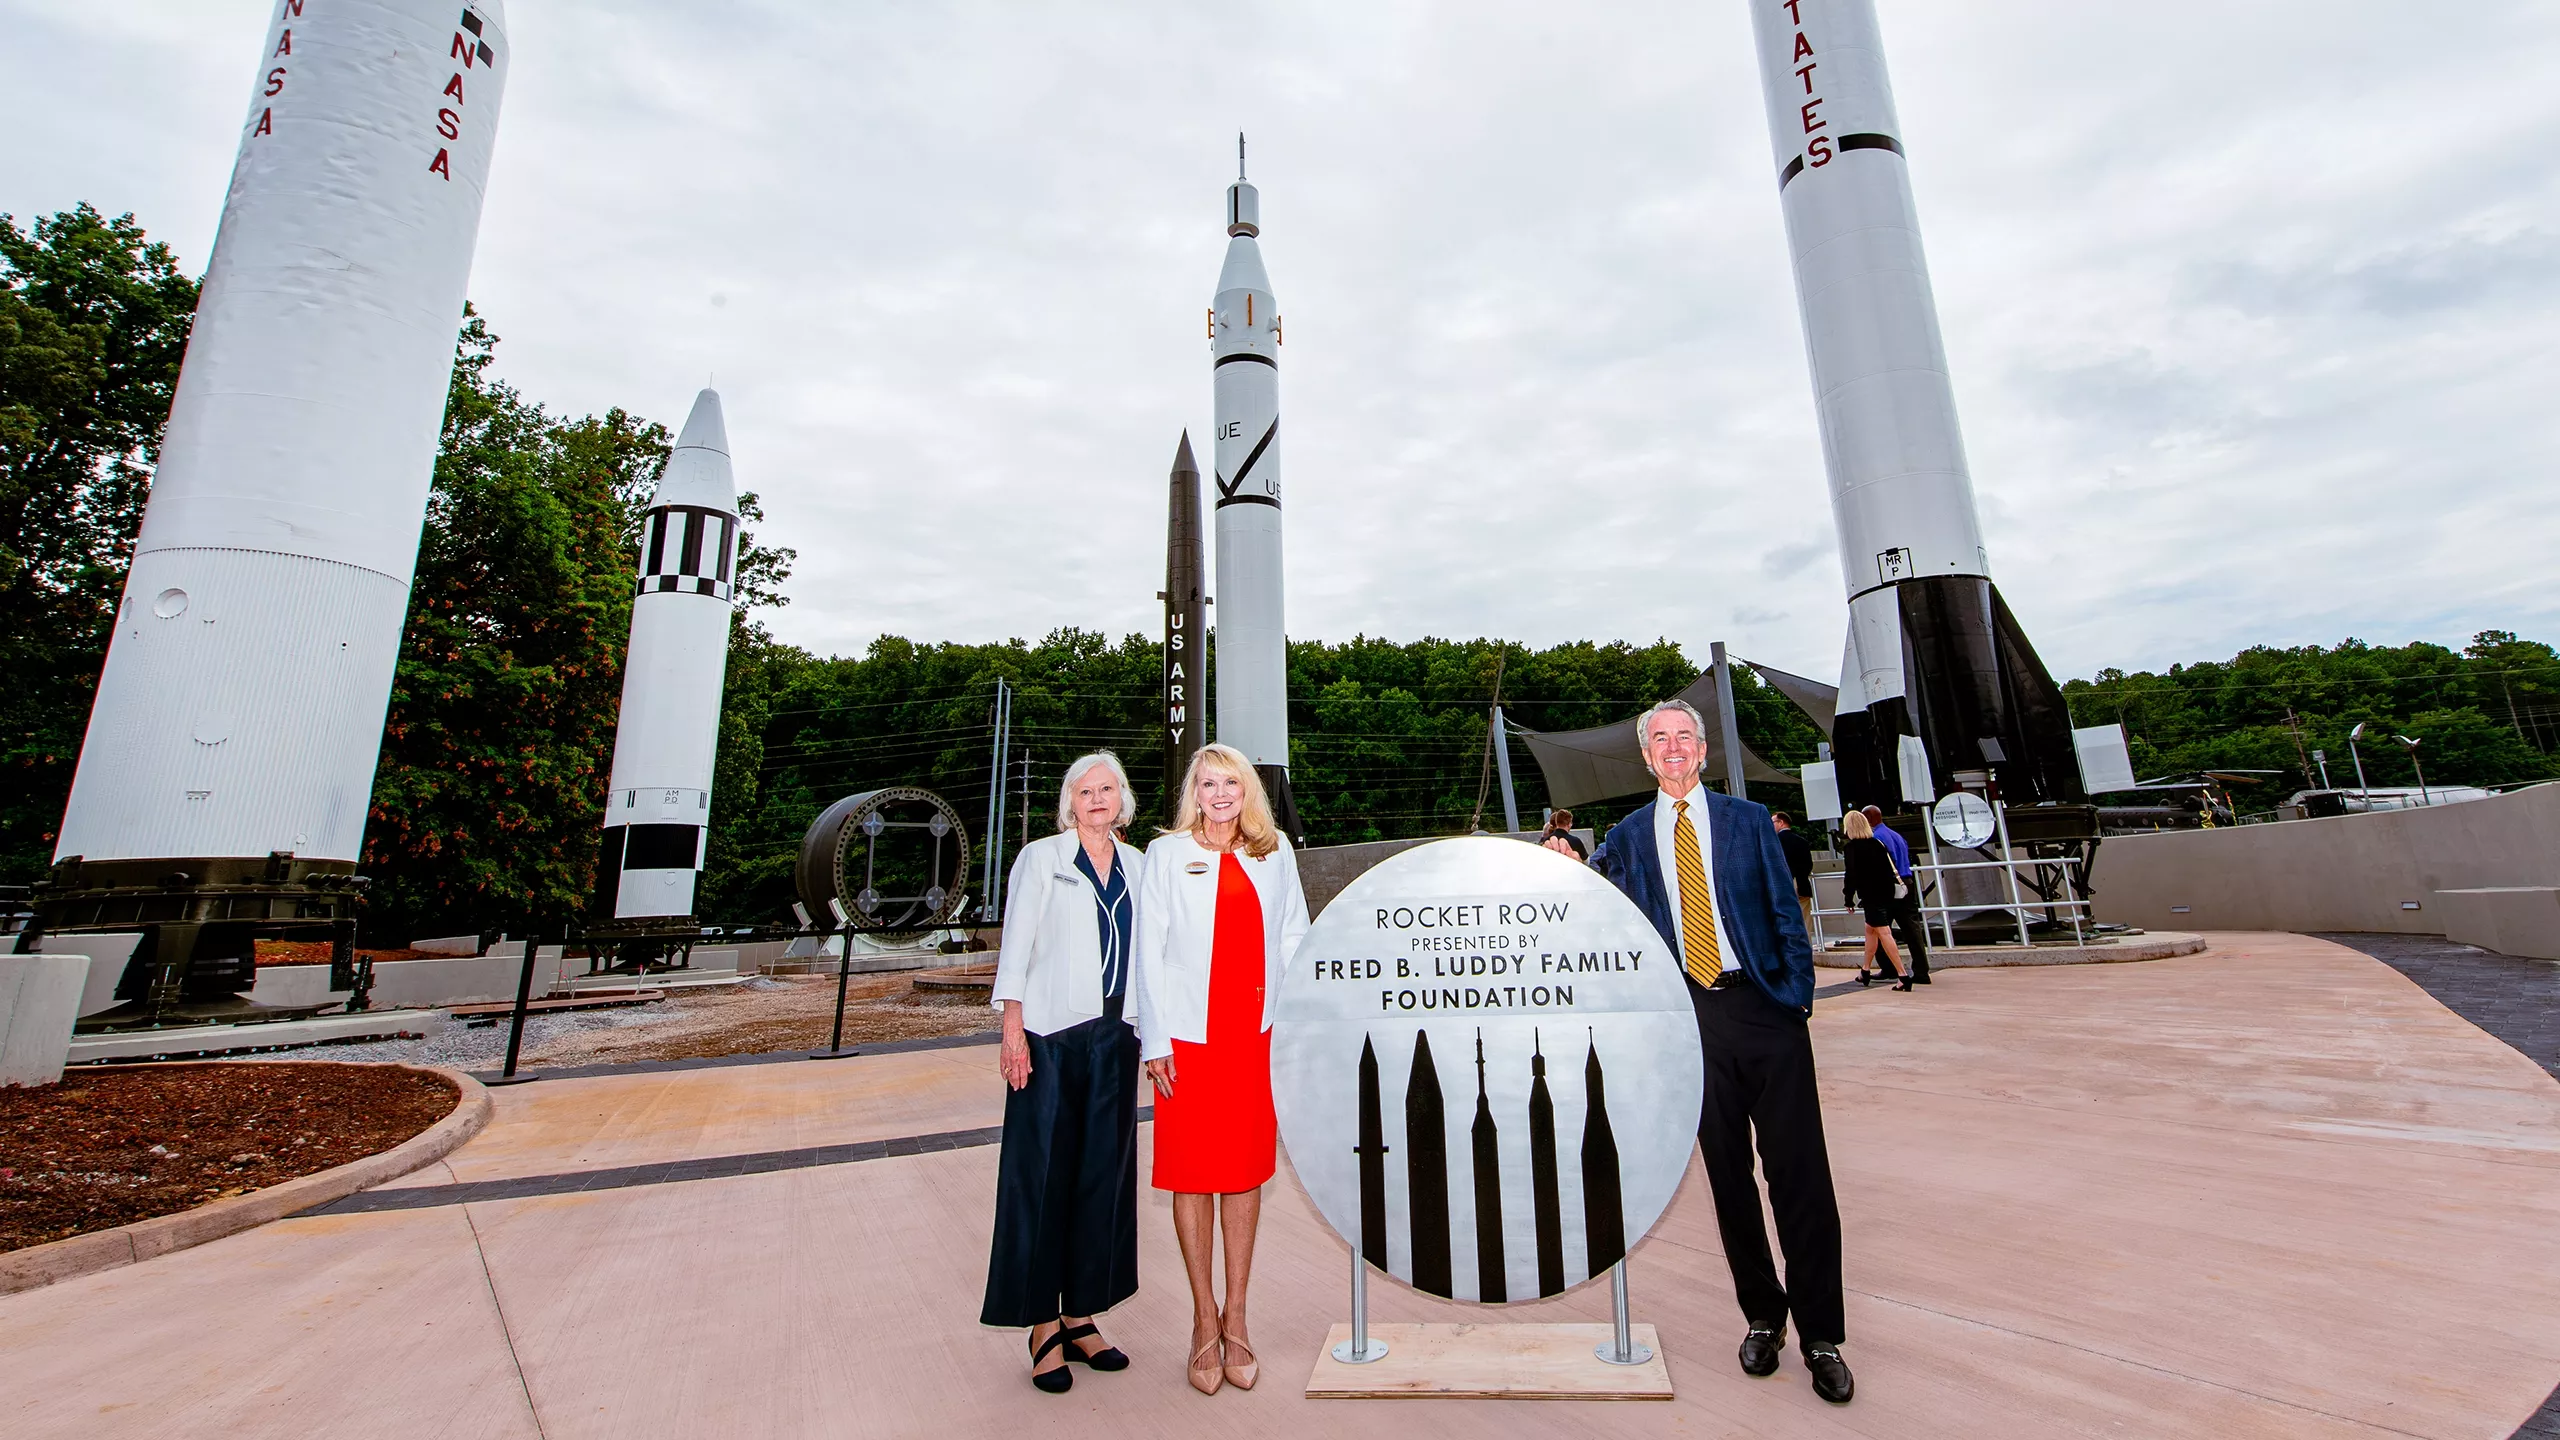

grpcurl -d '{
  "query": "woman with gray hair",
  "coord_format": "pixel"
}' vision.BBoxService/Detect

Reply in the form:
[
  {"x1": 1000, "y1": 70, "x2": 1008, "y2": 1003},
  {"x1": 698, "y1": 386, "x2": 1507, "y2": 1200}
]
[{"x1": 980, "y1": 751, "x2": 1145, "y2": 1393}]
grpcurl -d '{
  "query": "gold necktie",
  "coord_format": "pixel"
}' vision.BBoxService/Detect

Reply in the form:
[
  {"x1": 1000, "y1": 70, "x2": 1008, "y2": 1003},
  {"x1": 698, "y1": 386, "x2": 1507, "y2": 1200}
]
[{"x1": 1672, "y1": 799, "x2": 1722, "y2": 987}]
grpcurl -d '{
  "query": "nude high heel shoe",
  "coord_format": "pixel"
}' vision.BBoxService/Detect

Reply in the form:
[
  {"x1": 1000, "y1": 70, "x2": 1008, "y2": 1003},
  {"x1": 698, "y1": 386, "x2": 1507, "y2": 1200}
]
[{"x1": 1221, "y1": 1328, "x2": 1258, "y2": 1390}]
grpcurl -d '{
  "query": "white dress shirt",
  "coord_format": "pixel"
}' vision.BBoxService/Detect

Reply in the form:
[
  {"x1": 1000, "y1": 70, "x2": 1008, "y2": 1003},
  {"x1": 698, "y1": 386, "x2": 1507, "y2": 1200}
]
[{"x1": 1652, "y1": 783, "x2": 1739, "y2": 973}]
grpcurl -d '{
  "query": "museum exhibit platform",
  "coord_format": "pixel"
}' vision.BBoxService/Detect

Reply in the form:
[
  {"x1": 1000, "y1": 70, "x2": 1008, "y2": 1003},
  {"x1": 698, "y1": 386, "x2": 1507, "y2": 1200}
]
[{"x1": 5, "y1": 932, "x2": 2557, "y2": 1438}]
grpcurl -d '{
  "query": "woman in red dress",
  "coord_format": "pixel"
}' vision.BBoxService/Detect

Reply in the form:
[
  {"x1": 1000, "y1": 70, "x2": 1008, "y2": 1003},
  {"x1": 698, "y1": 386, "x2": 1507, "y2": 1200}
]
[{"x1": 1131, "y1": 744, "x2": 1309, "y2": 1396}]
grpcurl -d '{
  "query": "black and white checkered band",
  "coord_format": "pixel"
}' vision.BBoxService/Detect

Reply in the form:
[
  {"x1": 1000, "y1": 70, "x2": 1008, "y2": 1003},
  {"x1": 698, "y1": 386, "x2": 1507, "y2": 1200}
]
[{"x1": 636, "y1": 504, "x2": 737, "y2": 602}]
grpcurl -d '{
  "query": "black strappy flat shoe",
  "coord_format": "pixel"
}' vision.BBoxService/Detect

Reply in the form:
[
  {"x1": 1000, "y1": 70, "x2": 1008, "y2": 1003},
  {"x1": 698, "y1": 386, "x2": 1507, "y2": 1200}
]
[
  {"x1": 1028, "y1": 1329, "x2": 1074, "y2": 1393},
  {"x1": 1059, "y1": 1322, "x2": 1129, "y2": 1371}
]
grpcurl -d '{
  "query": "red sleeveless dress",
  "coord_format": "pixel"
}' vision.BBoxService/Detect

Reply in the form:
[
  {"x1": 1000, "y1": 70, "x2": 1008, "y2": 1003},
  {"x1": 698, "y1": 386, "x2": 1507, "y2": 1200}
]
[{"x1": 1150, "y1": 852, "x2": 1277, "y2": 1193}]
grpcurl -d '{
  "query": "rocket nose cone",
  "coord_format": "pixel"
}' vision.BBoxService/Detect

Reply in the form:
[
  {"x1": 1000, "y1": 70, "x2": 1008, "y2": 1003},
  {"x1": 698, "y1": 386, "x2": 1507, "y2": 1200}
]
[
  {"x1": 675, "y1": 388, "x2": 730, "y2": 457},
  {"x1": 1172, "y1": 430, "x2": 1199, "y2": 477},
  {"x1": 1216, "y1": 235, "x2": 1271, "y2": 297}
]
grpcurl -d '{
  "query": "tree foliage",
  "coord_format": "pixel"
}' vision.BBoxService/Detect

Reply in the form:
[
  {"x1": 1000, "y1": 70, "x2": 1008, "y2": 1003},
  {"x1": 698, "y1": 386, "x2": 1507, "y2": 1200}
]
[
  {"x1": 0, "y1": 206, "x2": 197, "y2": 881},
  {"x1": 2061, "y1": 632, "x2": 2560, "y2": 803},
  {"x1": 699, "y1": 632, "x2": 1820, "y2": 925}
]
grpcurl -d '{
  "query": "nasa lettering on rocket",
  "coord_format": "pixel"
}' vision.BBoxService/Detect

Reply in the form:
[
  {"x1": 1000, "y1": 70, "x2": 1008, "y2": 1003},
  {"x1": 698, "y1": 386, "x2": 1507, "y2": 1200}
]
[{"x1": 40, "y1": 0, "x2": 513, "y2": 1018}]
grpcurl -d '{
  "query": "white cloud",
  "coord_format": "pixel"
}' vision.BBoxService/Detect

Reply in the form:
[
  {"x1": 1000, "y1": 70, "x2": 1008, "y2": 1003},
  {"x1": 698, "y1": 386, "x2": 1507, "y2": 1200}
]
[{"x1": 8, "y1": 0, "x2": 2558, "y2": 679}]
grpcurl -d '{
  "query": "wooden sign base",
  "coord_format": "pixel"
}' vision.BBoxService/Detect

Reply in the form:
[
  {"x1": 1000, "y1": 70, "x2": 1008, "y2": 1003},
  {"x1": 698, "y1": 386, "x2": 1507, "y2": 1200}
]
[{"x1": 1305, "y1": 1322, "x2": 1673, "y2": 1400}]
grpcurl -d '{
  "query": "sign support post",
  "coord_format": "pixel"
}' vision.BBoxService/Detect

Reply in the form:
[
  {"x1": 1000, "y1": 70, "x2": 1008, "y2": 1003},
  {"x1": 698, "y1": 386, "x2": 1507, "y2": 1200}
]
[
  {"x1": 1331, "y1": 1249, "x2": 1388, "y2": 1364},
  {"x1": 1594, "y1": 1261, "x2": 1653, "y2": 1365}
]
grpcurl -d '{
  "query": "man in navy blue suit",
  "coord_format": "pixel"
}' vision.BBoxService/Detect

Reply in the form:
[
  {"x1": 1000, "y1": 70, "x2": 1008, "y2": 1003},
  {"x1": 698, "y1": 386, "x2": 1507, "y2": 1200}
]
[{"x1": 1570, "y1": 698, "x2": 1852, "y2": 1404}]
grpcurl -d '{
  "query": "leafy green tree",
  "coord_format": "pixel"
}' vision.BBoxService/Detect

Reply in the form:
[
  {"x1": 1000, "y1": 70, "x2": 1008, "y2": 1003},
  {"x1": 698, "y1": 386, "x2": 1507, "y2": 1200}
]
[
  {"x1": 0, "y1": 207, "x2": 197, "y2": 881},
  {"x1": 358, "y1": 314, "x2": 665, "y2": 940}
]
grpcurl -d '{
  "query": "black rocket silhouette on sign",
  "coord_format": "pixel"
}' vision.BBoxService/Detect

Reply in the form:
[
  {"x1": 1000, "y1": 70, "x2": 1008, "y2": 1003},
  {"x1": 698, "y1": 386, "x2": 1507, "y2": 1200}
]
[
  {"x1": 1356, "y1": 1034, "x2": 1388, "y2": 1270},
  {"x1": 1581, "y1": 1033, "x2": 1626, "y2": 1274},
  {"x1": 1405, "y1": 1030, "x2": 1452, "y2": 1296},
  {"x1": 1470, "y1": 1028, "x2": 1505, "y2": 1302},
  {"x1": 1529, "y1": 1028, "x2": 1565, "y2": 1297}
]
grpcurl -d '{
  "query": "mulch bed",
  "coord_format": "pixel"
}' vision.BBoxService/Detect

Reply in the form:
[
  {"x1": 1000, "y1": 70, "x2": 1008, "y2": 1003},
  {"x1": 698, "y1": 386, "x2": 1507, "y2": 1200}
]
[
  {"x1": 0, "y1": 1063, "x2": 457, "y2": 1254},
  {"x1": 253, "y1": 940, "x2": 439, "y2": 968}
]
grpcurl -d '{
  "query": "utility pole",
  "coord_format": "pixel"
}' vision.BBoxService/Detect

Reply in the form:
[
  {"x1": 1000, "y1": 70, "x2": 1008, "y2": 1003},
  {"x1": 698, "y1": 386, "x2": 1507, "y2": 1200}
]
[
  {"x1": 2284, "y1": 708, "x2": 2314, "y2": 790},
  {"x1": 980, "y1": 679, "x2": 1011, "y2": 922}
]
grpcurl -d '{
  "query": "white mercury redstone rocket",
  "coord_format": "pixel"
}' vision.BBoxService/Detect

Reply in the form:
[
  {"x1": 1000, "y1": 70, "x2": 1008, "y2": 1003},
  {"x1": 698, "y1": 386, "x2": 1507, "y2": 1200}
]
[
  {"x1": 54, "y1": 5, "x2": 509, "y2": 875},
  {"x1": 1746, "y1": 0, "x2": 2083, "y2": 809},
  {"x1": 1209, "y1": 140, "x2": 1304, "y2": 837},
  {"x1": 593, "y1": 391, "x2": 739, "y2": 923}
]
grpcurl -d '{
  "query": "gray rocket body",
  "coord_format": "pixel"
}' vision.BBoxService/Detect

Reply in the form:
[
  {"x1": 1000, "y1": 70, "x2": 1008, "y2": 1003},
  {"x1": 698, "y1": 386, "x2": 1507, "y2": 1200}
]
[
  {"x1": 1747, "y1": 0, "x2": 2082, "y2": 808},
  {"x1": 594, "y1": 389, "x2": 738, "y2": 921},
  {"x1": 1162, "y1": 434, "x2": 1206, "y2": 820},
  {"x1": 1209, "y1": 157, "x2": 1304, "y2": 836}
]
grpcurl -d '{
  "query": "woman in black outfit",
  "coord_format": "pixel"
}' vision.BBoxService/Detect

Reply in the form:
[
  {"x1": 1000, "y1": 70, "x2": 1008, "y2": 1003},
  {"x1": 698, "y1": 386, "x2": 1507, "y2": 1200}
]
[{"x1": 1840, "y1": 810, "x2": 1910, "y2": 991}]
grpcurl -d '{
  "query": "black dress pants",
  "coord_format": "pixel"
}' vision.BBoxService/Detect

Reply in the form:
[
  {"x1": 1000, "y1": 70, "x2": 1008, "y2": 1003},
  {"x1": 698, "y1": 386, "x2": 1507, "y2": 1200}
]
[
  {"x1": 1689, "y1": 976, "x2": 1846, "y2": 1344},
  {"x1": 979, "y1": 996, "x2": 1140, "y2": 1327},
  {"x1": 1891, "y1": 889, "x2": 1933, "y2": 980}
]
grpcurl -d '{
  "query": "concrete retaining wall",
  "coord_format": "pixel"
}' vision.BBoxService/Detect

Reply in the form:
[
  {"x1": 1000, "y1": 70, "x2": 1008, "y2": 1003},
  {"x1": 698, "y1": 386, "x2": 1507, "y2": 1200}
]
[
  {"x1": 1, "y1": 954, "x2": 91, "y2": 1087},
  {"x1": 2434, "y1": 888, "x2": 2560, "y2": 962},
  {"x1": 2092, "y1": 782, "x2": 2560, "y2": 939}
]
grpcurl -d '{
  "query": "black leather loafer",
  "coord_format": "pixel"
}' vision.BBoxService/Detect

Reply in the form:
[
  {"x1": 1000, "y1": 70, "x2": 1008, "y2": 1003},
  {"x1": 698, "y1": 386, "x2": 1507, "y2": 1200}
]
[
  {"x1": 1804, "y1": 1344, "x2": 1854, "y2": 1403},
  {"x1": 1739, "y1": 1326, "x2": 1784, "y2": 1377}
]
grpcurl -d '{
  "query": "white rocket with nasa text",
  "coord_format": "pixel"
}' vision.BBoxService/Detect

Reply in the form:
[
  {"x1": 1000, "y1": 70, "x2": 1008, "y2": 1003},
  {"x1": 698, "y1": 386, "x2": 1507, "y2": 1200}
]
[
  {"x1": 55, "y1": 0, "x2": 510, "y2": 869},
  {"x1": 596, "y1": 391, "x2": 740, "y2": 921}
]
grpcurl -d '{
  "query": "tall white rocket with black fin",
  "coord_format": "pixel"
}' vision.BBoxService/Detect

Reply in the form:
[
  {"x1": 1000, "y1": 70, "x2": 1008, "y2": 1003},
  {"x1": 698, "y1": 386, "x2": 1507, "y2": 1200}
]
[
  {"x1": 1210, "y1": 138, "x2": 1304, "y2": 838},
  {"x1": 1747, "y1": 0, "x2": 2083, "y2": 810},
  {"x1": 594, "y1": 390, "x2": 739, "y2": 922},
  {"x1": 46, "y1": 0, "x2": 509, "y2": 1013}
]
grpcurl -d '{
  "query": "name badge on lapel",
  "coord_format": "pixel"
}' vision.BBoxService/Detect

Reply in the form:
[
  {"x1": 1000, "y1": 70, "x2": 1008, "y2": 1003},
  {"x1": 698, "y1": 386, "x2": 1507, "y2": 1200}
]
[
  {"x1": 1184, "y1": 860, "x2": 1209, "y2": 875},
  {"x1": 1053, "y1": 872, "x2": 1080, "y2": 886}
]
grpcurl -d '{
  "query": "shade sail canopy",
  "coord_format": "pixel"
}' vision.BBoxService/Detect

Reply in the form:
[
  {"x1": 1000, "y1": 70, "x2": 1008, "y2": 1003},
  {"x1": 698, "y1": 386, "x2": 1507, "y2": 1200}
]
[
  {"x1": 1516, "y1": 670, "x2": 1795, "y2": 809},
  {"x1": 1745, "y1": 659, "x2": 1838, "y2": 738}
]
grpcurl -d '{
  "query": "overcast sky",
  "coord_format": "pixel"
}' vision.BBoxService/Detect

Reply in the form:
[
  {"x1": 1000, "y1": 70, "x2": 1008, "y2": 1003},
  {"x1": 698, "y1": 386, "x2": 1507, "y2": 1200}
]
[{"x1": 12, "y1": 1, "x2": 2559, "y2": 683}]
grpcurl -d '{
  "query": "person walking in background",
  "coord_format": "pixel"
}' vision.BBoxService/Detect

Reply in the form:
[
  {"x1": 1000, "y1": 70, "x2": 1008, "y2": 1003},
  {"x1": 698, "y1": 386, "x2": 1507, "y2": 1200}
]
[
  {"x1": 1840, "y1": 810, "x2": 1910, "y2": 991},
  {"x1": 1588, "y1": 700, "x2": 1854, "y2": 1404},
  {"x1": 1859, "y1": 804, "x2": 1932, "y2": 984},
  {"x1": 1132, "y1": 744, "x2": 1311, "y2": 1396},
  {"x1": 1772, "y1": 811, "x2": 1816, "y2": 943},
  {"x1": 1540, "y1": 807, "x2": 1589, "y2": 859},
  {"x1": 982, "y1": 752, "x2": 1146, "y2": 1394}
]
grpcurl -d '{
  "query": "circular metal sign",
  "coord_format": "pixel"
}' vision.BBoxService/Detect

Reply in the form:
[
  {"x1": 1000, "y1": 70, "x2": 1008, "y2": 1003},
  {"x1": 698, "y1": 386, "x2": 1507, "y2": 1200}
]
[
  {"x1": 1273, "y1": 837, "x2": 1704, "y2": 1304},
  {"x1": 1930, "y1": 791, "x2": 1997, "y2": 848}
]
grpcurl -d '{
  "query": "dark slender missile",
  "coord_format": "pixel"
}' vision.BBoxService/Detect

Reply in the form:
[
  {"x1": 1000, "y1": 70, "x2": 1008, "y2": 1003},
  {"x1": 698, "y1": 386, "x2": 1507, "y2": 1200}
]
[
  {"x1": 1529, "y1": 1029, "x2": 1564, "y2": 1296},
  {"x1": 1356, "y1": 1034, "x2": 1389, "y2": 1271},
  {"x1": 1405, "y1": 1030, "x2": 1452, "y2": 1297},
  {"x1": 1581, "y1": 1033, "x2": 1626, "y2": 1274},
  {"x1": 1160, "y1": 432, "x2": 1205, "y2": 820},
  {"x1": 1470, "y1": 1028, "x2": 1506, "y2": 1302}
]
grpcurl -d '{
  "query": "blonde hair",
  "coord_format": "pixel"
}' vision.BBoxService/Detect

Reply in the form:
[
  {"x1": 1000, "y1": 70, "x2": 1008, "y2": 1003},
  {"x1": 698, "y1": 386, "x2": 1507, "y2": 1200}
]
[
  {"x1": 1054, "y1": 751, "x2": 1137, "y2": 832},
  {"x1": 1165, "y1": 743, "x2": 1281, "y2": 859},
  {"x1": 1841, "y1": 810, "x2": 1874, "y2": 840}
]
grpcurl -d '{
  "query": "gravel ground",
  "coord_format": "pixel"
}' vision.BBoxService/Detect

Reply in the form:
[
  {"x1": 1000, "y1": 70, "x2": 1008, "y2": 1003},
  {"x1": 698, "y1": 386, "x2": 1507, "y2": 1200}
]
[{"x1": 310, "y1": 972, "x2": 998, "y2": 1070}]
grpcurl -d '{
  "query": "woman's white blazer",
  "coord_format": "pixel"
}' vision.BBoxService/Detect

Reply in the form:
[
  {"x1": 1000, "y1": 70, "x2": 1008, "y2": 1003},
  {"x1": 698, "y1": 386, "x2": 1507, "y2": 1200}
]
[
  {"x1": 989, "y1": 830, "x2": 1144, "y2": 1037},
  {"x1": 1130, "y1": 830, "x2": 1311, "y2": 1063}
]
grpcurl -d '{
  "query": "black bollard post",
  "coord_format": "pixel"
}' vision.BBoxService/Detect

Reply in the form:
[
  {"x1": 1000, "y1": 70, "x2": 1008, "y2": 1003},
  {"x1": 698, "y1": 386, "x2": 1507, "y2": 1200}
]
[
  {"x1": 808, "y1": 922, "x2": 859, "y2": 1060},
  {"x1": 488, "y1": 927, "x2": 546, "y2": 1086}
]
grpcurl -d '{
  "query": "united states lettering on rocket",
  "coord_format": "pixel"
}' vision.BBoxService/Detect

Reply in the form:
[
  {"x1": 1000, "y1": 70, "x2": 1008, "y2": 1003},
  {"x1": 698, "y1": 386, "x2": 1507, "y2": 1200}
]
[
  {"x1": 1747, "y1": 0, "x2": 2083, "y2": 809},
  {"x1": 594, "y1": 390, "x2": 740, "y2": 923},
  {"x1": 44, "y1": 0, "x2": 510, "y2": 1017},
  {"x1": 1161, "y1": 433, "x2": 1206, "y2": 820},
  {"x1": 1209, "y1": 141, "x2": 1306, "y2": 839}
]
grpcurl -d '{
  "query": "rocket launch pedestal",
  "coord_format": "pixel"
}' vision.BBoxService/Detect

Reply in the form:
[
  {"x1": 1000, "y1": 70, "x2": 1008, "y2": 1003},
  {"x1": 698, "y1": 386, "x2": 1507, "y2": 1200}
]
[
  {"x1": 30, "y1": 1, "x2": 511, "y2": 1027},
  {"x1": 1748, "y1": 0, "x2": 2085, "y2": 817},
  {"x1": 1209, "y1": 145, "x2": 1305, "y2": 841}
]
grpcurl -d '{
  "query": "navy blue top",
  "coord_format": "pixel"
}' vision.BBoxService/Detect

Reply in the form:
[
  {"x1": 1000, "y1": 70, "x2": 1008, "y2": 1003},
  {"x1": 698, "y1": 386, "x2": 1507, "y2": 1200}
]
[
  {"x1": 1874, "y1": 822, "x2": 1914, "y2": 878},
  {"x1": 1073, "y1": 846, "x2": 1131, "y2": 999}
]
